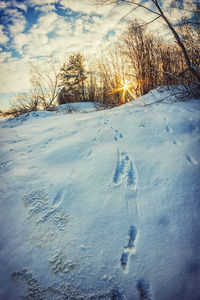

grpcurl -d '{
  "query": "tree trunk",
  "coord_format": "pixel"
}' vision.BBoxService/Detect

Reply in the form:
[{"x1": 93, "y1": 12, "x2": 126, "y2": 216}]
[{"x1": 153, "y1": 0, "x2": 200, "y2": 85}]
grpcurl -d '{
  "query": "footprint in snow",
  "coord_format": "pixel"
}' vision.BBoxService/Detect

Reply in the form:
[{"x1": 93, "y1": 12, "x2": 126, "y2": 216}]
[
  {"x1": 137, "y1": 279, "x2": 152, "y2": 300},
  {"x1": 11, "y1": 269, "x2": 84, "y2": 299},
  {"x1": 113, "y1": 150, "x2": 138, "y2": 189},
  {"x1": 113, "y1": 150, "x2": 139, "y2": 215},
  {"x1": 49, "y1": 252, "x2": 78, "y2": 275},
  {"x1": 52, "y1": 188, "x2": 65, "y2": 206},
  {"x1": 22, "y1": 189, "x2": 69, "y2": 248},
  {"x1": 121, "y1": 225, "x2": 137, "y2": 270},
  {"x1": 110, "y1": 287, "x2": 125, "y2": 299}
]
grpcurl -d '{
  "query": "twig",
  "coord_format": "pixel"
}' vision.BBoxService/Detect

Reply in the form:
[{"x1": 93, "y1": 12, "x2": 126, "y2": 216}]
[
  {"x1": 139, "y1": 90, "x2": 189, "y2": 107},
  {"x1": 149, "y1": 67, "x2": 196, "y2": 97}
]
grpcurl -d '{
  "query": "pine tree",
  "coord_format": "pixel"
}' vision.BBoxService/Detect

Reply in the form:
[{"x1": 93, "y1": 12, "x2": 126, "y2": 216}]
[{"x1": 58, "y1": 53, "x2": 87, "y2": 104}]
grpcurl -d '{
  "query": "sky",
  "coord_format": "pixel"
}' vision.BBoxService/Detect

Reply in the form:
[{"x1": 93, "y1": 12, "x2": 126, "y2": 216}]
[
  {"x1": 0, "y1": 0, "x2": 193, "y2": 110},
  {"x1": 0, "y1": 0, "x2": 135, "y2": 110}
]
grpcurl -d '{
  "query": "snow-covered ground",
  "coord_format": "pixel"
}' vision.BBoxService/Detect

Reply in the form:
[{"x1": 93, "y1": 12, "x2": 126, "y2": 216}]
[{"x1": 0, "y1": 89, "x2": 200, "y2": 300}]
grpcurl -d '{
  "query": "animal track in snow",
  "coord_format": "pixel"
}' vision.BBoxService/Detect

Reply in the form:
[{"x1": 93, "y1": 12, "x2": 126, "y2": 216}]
[
  {"x1": 113, "y1": 150, "x2": 138, "y2": 189},
  {"x1": 0, "y1": 160, "x2": 13, "y2": 168},
  {"x1": 114, "y1": 133, "x2": 123, "y2": 142},
  {"x1": 186, "y1": 155, "x2": 198, "y2": 165},
  {"x1": 165, "y1": 125, "x2": 171, "y2": 133},
  {"x1": 173, "y1": 140, "x2": 182, "y2": 147},
  {"x1": 163, "y1": 117, "x2": 172, "y2": 133},
  {"x1": 121, "y1": 225, "x2": 137, "y2": 270},
  {"x1": 113, "y1": 129, "x2": 123, "y2": 142},
  {"x1": 44, "y1": 138, "x2": 53, "y2": 145},
  {"x1": 92, "y1": 137, "x2": 97, "y2": 143},
  {"x1": 86, "y1": 150, "x2": 93, "y2": 158}
]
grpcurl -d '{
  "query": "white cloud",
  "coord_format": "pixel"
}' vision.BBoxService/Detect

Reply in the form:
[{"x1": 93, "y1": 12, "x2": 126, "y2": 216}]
[
  {"x1": 60, "y1": 0, "x2": 117, "y2": 15},
  {"x1": 34, "y1": 3, "x2": 56, "y2": 13},
  {"x1": 13, "y1": 1, "x2": 27, "y2": 12},
  {"x1": 74, "y1": 19, "x2": 84, "y2": 36},
  {"x1": 0, "y1": 51, "x2": 12, "y2": 63},
  {"x1": 0, "y1": 57, "x2": 31, "y2": 93},
  {"x1": 0, "y1": 0, "x2": 27, "y2": 11},
  {"x1": 27, "y1": 0, "x2": 59, "y2": 13},
  {"x1": 14, "y1": 33, "x2": 29, "y2": 54},
  {"x1": 9, "y1": 19, "x2": 26, "y2": 37},
  {"x1": 37, "y1": 12, "x2": 58, "y2": 32},
  {"x1": 2, "y1": 8, "x2": 27, "y2": 38},
  {"x1": 12, "y1": 12, "x2": 73, "y2": 59},
  {"x1": 0, "y1": 1, "x2": 9, "y2": 10},
  {"x1": 28, "y1": 0, "x2": 58, "y2": 5},
  {"x1": 12, "y1": 12, "x2": 58, "y2": 56},
  {"x1": 0, "y1": 26, "x2": 9, "y2": 45}
]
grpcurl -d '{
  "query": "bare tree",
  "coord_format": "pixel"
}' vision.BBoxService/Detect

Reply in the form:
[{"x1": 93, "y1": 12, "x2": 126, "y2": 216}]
[
  {"x1": 85, "y1": 59, "x2": 99, "y2": 102},
  {"x1": 30, "y1": 59, "x2": 62, "y2": 110},
  {"x1": 122, "y1": 19, "x2": 193, "y2": 96},
  {"x1": 95, "y1": 0, "x2": 200, "y2": 91},
  {"x1": 8, "y1": 58, "x2": 62, "y2": 117},
  {"x1": 9, "y1": 90, "x2": 41, "y2": 117},
  {"x1": 97, "y1": 43, "x2": 133, "y2": 106}
]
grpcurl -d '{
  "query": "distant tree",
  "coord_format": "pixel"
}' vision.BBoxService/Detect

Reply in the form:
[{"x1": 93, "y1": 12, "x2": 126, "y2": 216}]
[
  {"x1": 97, "y1": 44, "x2": 133, "y2": 106},
  {"x1": 58, "y1": 53, "x2": 87, "y2": 104},
  {"x1": 8, "y1": 58, "x2": 62, "y2": 116},
  {"x1": 30, "y1": 59, "x2": 62, "y2": 110},
  {"x1": 86, "y1": 70, "x2": 98, "y2": 102},
  {"x1": 122, "y1": 21, "x2": 158, "y2": 96},
  {"x1": 9, "y1": 90, "x2": 41, "y2": 117},
  {"x1": 122, "y1": 19, "x2": 191, "y2": 96}
]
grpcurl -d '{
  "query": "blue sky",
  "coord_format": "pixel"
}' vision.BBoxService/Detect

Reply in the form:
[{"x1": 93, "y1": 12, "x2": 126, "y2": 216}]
[{"x1": 0, "y1": 0, "x2": 192, "y2": 110}]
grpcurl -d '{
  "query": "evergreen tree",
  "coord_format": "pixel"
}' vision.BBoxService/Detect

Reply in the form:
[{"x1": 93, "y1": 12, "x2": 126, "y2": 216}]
[{"x1": 58, "y1": 53, "x2": 87, "y2": 104}]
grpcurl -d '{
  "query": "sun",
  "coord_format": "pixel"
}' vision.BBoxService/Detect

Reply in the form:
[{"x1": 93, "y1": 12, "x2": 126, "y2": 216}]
[
  {"x1": 123, "y1": 79, "x2": 129, "y2": 90},
  {"x1": 106, "y1": 78, "x2": 135, "y2": 104}
]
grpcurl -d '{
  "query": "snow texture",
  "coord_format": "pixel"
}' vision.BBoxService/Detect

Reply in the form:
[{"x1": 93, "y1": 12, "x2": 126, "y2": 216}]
[{"x1": 0, "y1": 89, "x2": 200, "y2": 299}]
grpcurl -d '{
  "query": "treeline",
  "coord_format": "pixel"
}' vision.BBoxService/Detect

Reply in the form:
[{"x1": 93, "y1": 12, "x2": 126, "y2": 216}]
[{"x1": 8, "y1": 18, "x2": 200, "y2": 117}]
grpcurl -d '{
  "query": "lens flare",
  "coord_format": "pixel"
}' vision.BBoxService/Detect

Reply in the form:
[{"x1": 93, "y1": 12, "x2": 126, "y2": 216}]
[
  {"x1": 107, "y1": 79, "x2": 133, "y2": 103},
  {"x1": 123, "y1": 80, "x2": 129, "y2": 90}
]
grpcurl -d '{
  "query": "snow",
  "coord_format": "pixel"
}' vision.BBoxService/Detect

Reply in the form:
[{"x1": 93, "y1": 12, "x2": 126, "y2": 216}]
[
  {"x1": 55, "y1": 102, "x2": 100, "y2": 113},
  {"x1": 0, "y1": 89, "x2": 200, "y2": 300}
]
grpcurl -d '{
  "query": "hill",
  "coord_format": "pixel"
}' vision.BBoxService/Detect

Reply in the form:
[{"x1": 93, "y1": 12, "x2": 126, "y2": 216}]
[{"x1": 0, "y1": 88, "x2": 200, "y2": 299}]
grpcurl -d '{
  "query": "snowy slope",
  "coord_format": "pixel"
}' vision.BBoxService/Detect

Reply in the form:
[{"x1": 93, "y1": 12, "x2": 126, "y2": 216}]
[{"x1": 0, "y1": 90, "x2": 200, "y2": 300}]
